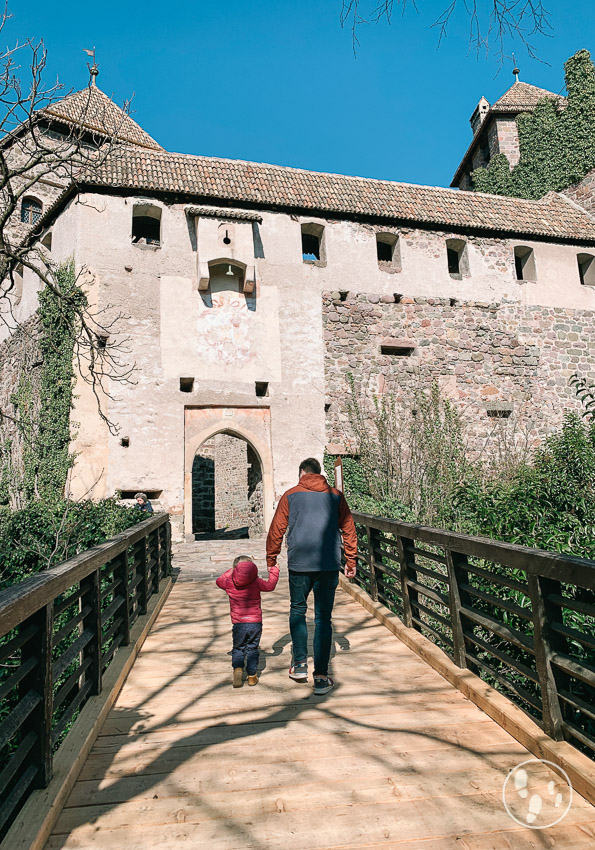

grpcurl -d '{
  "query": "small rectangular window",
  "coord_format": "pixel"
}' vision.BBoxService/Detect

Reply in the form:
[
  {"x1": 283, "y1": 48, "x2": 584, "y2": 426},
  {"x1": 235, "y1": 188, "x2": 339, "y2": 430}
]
[
  {"x1": 119, "y1": 489, "x2": 162, "y2": 500},
  {"x1": 487, "y1": 408, "x2": 512, "y2": 419},
  {"x1": 381, "y1": 344, "x2": 415, "y2": 357},
  {"x1": 578, "y1": 253, "x2": 595, "y2": 286},
  {"x1": 376, "y1": 233, "x2": 401, "y2": 272},
  {"x1": 180, "y1": 377, "x2": 194, "y2": 392},
  {"x1": 302, "y1": 232, "x2": 320, "y2": 261},
  {"x1": 514, "y1": 246, "x2": 536, "y2": 281},
  {"x1": 446, "y1": 238, "x2": 468, "y2": 279},
  {"x1": 301, "y1": 223, "x2": 325, "y2": 264},
  {"x1": 120, "y1": 437, "x2": 130, "y2": 448},
  {"x1": 255, "y1": 381, "x2": 269, "y2": 397}
]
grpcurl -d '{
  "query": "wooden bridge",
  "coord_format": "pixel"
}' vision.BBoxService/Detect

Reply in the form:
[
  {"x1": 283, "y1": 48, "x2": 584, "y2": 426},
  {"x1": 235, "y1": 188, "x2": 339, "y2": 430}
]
[{"x1": 1, "y1": 513, "x2": 595, "y2": 849}]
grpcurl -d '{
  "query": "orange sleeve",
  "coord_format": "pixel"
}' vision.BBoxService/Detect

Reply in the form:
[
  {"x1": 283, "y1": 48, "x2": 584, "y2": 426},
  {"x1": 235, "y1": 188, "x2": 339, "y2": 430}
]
[
  {"x1": 338, "y1": 493, "x2": 358, "y2": 571},
  {"x1": 266, "y1": 493, "x2": 289, "y2": 568}
]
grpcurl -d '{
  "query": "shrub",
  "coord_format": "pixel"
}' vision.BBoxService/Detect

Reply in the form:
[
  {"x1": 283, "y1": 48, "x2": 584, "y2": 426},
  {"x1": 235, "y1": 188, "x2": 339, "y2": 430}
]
[{"x1": 0, "y1": 498, "x2": 144, "y2": 589}]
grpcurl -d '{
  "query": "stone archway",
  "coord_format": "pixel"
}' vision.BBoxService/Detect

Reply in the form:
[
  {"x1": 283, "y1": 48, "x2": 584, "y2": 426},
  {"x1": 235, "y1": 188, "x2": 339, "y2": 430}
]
[
  {"x1": 184, "y1": 407, "x2": 273, "y2": 541},
  {"x1": 192, "y1": 432, "x2": 264, "y2": 538}
]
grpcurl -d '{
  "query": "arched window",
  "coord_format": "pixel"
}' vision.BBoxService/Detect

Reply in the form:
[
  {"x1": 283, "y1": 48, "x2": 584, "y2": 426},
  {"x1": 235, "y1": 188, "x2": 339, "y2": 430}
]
[
  {"x1": 578, "y1": 253, "x2": 595, "y2": 286},
  {"x1": 21, "y1": 197, "x2": 42, "y2": 226},
  {"x1": 132, "y1": 204, "x2": 161, "y2": 245}
]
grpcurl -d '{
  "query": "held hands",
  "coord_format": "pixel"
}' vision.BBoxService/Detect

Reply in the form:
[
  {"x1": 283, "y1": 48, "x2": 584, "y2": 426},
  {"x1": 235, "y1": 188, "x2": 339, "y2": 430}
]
[{"x1": 344, "y1": 563, "x2": 357, "y2": 579}]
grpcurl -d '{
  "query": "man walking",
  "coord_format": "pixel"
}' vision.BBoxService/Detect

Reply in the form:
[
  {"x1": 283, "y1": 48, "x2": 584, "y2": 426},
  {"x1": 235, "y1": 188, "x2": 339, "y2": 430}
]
[{"x1": 266, "y1": 458, "x2": 357, "y2": 694}]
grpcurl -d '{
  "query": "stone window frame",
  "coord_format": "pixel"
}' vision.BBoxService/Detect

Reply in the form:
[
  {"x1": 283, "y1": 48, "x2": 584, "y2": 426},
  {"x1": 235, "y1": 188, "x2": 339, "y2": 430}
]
[
  {"x1": 131, "y1": 202, "x2": 162, "y2": 248},
  {"x1": 376, "y1": 231, "x2": 402, "y2": 273},
  {"x1": 21, "y1": 196, "x2": 42, "y2": 226},
  {"x1": 577, "y1": 253, "x2": 595, "y2": 286},
  {"x1": 301, "y1": 222, "x2": 326, "y2": 267},
  {"x1": 513, "y1": 245, "x2": 537, "y2": 282},
  {"x1": 445, "y1": 238, "x2": 470, "y2": 280}
]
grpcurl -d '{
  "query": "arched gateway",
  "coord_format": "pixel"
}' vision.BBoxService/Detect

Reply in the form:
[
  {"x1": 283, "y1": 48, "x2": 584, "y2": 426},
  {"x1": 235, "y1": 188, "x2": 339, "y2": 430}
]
[{"x1": 184, "y1": 407, "x2": 273, "y2": 542}]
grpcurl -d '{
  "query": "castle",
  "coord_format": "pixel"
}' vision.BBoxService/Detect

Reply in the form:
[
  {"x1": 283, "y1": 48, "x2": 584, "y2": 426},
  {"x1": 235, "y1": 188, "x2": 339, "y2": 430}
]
[{"x1": 2, "y1": 72, "x2": 595, "y2": 541}]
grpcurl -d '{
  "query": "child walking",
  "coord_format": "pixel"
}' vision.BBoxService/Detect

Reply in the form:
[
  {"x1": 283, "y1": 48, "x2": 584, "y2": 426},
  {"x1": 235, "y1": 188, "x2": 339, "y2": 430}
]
[{"x1": 216, "y1": 555, "x2": 279, "y2": 687}]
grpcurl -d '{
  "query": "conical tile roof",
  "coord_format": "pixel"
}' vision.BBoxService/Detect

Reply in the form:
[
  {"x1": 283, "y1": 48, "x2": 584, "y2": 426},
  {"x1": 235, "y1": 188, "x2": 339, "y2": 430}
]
[{"x1": 42, "y1": 85, "x2": 162, "y2": 150}]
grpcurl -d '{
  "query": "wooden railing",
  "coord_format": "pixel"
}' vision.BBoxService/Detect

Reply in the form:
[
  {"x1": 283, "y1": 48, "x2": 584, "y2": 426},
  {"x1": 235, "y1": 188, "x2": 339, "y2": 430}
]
[
  {"x1": 351, "y1": 511, "x2": 595, "y2": 758},
  {"x1": 0, "y1": 512, "x2": 171, "y2": 840}
]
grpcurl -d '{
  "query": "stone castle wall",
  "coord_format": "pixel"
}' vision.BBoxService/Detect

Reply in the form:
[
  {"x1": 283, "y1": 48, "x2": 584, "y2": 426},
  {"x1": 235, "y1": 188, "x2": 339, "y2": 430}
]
[
  {"x1": 564, "y1": 169, "x2": 595, "y2": 215},
  {"x1": 323, "y1": 290, "x2": 593, "y2": 454},
  {"x1": 0, "y1": 315, "x2": 42, "y2": 506}
]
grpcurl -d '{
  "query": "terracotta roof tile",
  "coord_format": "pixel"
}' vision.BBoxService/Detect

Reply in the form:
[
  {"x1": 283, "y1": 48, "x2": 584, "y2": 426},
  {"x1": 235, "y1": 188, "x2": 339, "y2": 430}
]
[
  {"x1": 82, "y1": 148, "x2": 595, "y2": 242},
  {"x1": 43, "y1": 87, "x2": 162, "y2": 151},
  {"x1": 491, "y1": 80, "x2": 565, "y2": 113}
]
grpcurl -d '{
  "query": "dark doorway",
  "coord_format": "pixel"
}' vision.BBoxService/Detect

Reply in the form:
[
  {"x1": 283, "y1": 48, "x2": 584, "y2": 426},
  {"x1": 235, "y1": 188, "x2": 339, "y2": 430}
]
[{"x1": 192, "y1": 433, "x2": 264, "y2": 539}]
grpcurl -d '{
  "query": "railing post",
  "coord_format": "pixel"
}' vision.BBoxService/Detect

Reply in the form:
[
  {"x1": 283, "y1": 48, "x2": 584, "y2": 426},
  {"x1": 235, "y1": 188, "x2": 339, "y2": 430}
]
[
  {"x1": 164, "y1": 518, "x2": 172, "y2": 577},
  {"x1": 445, "y1": 549, "x2": 469, "y2": 669},
  {"x1": 367, "y1": 526, "x2": 379, "y2": 602},
  {"x1": 528, "y1": 574, "x2": 565, "y2": 740},
  {"x1": 150, "y1": 529, "x2": 160, "y2": 593},
  {"x1": 115, "y1": 551, "x2": 131, "y2": 647},
  {"x1": 81, "y1": 568, "x2": 102, "y2": 695},
  {"x1": 396, "y1": 535, "x2": 418, "y2": 630},
  {"x1": 138, "y1": 537, "x2": 149, "y2": 614},
  {"x1": 19, "y1": 603, "x2": 53, "y2": 787}
]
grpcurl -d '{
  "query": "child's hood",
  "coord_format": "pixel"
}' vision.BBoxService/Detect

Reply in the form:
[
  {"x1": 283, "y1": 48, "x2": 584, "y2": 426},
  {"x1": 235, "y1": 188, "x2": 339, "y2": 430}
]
[{"x1": 232, "y1": 560, "x2": 258, "y2": 588}]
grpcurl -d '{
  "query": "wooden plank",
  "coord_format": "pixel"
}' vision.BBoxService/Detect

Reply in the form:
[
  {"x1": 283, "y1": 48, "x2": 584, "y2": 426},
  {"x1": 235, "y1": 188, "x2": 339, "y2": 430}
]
[{"x1": 340, "y1": 575, "x2": 595, "y2": 808}]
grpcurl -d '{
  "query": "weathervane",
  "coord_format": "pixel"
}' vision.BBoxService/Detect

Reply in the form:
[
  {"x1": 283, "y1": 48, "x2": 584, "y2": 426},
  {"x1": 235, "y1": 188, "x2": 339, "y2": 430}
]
[
  {"x1": 512, "y1": 53, "x2": 520, "y2": 82},
  {"x1": 83, "y1": 47, "x2": 99, "y2": 86}
]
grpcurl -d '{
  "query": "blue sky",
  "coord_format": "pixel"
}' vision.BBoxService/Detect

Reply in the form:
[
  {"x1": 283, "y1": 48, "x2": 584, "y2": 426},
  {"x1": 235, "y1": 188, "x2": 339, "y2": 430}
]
[{"x1": 10, "y1": 1, "x2": 594, "y2": 187}]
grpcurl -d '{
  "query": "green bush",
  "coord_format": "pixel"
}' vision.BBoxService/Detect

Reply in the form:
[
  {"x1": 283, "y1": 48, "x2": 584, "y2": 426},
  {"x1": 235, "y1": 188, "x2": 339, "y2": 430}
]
[{"x1": 0, "y1": 498, "x2": 144, "y2": 589}]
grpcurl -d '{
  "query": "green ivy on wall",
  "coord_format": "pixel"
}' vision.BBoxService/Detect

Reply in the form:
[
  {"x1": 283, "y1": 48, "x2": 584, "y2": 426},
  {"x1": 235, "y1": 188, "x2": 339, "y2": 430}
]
[
  {"x1": 9, "y1": 260, "x2": 86, "y2": 503},
  {"x1": 473, "y1": 49, "x2": 595, "y2": 199}
]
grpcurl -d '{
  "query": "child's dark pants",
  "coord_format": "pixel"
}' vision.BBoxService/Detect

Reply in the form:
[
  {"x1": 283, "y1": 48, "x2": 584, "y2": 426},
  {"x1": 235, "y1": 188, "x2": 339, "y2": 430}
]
[{"x1": 231, "y1": 622, "x2": 263, "y2": 675}]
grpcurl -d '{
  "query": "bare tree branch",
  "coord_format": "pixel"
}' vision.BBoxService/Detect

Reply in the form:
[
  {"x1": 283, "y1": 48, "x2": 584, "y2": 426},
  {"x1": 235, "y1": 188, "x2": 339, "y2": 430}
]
[{"x1": 341, "y1": 0, "x2": 551, "y2": 60}]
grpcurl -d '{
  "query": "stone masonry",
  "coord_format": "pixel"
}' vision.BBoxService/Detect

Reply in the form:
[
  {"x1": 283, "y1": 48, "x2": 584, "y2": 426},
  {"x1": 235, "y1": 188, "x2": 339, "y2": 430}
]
[{"x1": 323, "y1": 290, "x2": 594, "y2": 453}]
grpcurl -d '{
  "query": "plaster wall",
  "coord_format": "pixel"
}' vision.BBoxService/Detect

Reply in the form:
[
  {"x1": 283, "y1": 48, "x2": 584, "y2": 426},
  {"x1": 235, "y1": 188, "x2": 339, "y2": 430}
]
[{"x1": 35, "y1": 191, "x2": 595, "y2": 540}]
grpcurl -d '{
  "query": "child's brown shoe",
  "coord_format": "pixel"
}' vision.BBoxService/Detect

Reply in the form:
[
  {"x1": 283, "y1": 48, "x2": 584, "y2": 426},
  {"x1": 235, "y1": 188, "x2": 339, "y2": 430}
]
[
  {"x1": 247, "y1": 674, "x2": 259, "y2": 687},
  {"x1": 233, "y1": 668, "x2": 244, "y2": 688}
]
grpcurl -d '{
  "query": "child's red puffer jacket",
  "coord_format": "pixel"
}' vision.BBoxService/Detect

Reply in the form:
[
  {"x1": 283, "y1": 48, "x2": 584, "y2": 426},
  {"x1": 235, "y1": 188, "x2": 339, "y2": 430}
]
[{"x1": 215, "y1": 560, "x2": 279, "y2": 624}]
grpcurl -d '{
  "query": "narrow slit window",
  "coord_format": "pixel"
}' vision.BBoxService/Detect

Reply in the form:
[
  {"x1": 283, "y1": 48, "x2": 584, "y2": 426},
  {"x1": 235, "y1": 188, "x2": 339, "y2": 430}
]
[
  {"x1": 119, "y1": 489, "x2": 162, "y2": 500},
  {"x1": 487, "y1": 407, "x2": 512, "y2": 419},
  {"x1": 446, "y1": 238, "x2": 468, "y2": 279},
  {"x1": 514, "y1": 246, "x2": 536, "y2": 281},
  {"x1": 180, "y1": 377, "x2": 194, "y2": 392},
  {"x1": 381, "y1": 343, "x2": 415, "y2": 357},
  {"x1": 301, "y1": 223, "x2": 325, "y2": 263},
  {"x1": 132, "y1": 204, "x2": 162, "y2": 245},
  {"x1": 578, "y1": 253, "x2": 595, "y2": 286}
]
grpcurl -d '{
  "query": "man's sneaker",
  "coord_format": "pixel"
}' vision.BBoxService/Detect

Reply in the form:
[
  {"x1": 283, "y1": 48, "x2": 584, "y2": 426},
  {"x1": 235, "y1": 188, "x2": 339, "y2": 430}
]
[
  {"x1": 313, "y1": 675, "x2": 334, "y2": 695},
  {"x1": 288, "y1": 663, "x2": 308, "y2": 682},
  {"x1": 232, "y1": 668, "x2": 243, "y2": 688}
]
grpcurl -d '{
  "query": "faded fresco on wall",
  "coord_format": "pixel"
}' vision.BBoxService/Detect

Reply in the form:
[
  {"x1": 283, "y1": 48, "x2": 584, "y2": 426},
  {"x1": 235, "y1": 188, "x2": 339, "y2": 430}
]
[{"x1": 197, "y1": 271, "x2": 256, "y2": 365}]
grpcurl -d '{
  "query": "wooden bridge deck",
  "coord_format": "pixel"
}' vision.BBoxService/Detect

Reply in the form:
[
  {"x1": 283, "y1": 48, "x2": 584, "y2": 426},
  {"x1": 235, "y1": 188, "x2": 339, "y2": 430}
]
[{"x1": 45, "y1": 542, "x2": 595, "y2": 849}]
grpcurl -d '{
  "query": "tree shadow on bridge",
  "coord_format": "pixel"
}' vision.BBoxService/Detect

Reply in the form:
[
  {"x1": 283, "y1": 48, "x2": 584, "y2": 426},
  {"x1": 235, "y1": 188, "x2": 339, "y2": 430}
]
[{"x1": 47, "y1": 588, "x2": 573, "y2": 849}]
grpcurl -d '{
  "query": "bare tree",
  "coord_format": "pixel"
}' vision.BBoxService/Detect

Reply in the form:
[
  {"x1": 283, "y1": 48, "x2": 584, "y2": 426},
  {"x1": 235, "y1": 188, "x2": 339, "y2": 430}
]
[
  {"x1": 0, "y1": 6, "x2": 135, "y2": 438},
  {"x1": 340, "y1": 0, "x2": 551, "y2": 60}
]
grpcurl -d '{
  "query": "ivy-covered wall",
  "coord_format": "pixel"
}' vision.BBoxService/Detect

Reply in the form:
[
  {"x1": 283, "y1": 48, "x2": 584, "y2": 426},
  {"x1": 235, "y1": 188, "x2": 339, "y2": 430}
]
[
  {"x1": 473, "y1": 50, "x2": 595, "y2": 199},
  {"x1": 0, "y1": 261, "x2": 85, "y2": 506}
]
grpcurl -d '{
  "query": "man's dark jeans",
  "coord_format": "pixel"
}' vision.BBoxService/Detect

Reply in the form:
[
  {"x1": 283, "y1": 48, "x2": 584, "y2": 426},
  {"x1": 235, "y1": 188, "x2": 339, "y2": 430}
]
[
  {"x1": 231, "y1": 622, "x2": 263, "y2": 675},
  {"x1": 288, "y1": 570, "x2": 339, "y2": 676}
]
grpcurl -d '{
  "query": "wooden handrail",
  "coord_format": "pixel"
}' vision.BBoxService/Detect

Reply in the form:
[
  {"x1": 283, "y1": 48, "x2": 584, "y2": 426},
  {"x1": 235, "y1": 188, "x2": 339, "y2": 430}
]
[
  {"x1": 351, "y1": 511, "x2": 595, "y2": 758},
  {"x1": 0, "y1": 512, "x2": 171, "y2": 840}
]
